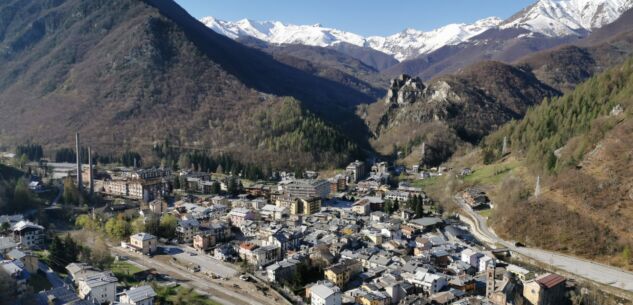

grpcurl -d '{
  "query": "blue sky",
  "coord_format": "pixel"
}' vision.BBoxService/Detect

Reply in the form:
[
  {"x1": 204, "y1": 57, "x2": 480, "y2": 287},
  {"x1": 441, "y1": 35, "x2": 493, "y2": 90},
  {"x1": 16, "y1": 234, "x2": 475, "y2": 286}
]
[{"x1": 174, "y1": 0, "x2": 536, "y2": 36}]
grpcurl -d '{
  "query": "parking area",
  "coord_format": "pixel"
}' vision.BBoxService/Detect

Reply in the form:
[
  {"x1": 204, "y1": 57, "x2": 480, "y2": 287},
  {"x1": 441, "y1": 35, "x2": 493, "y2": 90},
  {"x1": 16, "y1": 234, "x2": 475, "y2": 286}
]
[{"x1": 161, "y1": 245, "x2": 239, "y2": 278}]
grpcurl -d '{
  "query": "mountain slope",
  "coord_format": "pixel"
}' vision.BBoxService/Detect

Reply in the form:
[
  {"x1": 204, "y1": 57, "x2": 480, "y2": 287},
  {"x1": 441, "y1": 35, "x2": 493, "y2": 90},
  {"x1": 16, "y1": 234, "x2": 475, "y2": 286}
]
[
  {"x1": 580, "y1": 3, "x2": 633, "y2": 45},
  {"x1": 482, "y1": 57, "x2": 633, "y2": 266},
  {"x1": 501, "y1": 0, "x2": 633, "y2": 37},
  {"x1": 516, "y1": 7, "x2": 633, "y2": 91},
  {"x1": 0, "y1": 0, "x2": 368, "y2": 169},
  {"x1": 383, "y1": 28, "x2": 582, "y2": 80},
  {"x1": 236, "y1": 37, "x2": 389, "y2": 98},
  {"x1": 363, "y1": 62, "x2": 559, "y2": 165}
]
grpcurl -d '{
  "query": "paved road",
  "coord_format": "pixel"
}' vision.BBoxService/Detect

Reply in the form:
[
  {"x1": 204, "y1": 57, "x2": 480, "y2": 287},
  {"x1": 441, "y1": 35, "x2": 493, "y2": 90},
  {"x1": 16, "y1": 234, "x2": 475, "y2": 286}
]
[
  {"x1": 455, "y1": 195, "x2": 633, "y2": 293},
  {"x1": 112, "y1": 246, "x2": 275, "y2": 305}
]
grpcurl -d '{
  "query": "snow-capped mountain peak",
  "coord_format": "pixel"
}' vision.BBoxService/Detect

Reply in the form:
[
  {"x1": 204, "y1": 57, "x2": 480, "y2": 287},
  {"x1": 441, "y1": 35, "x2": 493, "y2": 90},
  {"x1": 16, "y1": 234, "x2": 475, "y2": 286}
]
[
  {"x1": 501, "y1": 0, "x2": 633, "y2": 36},
  {"x1": 202, "y1": 0, "x2": 633, "y2": 62},
  {"x1": 201, "y1": 16, "x2": 501, "y2": 62}
]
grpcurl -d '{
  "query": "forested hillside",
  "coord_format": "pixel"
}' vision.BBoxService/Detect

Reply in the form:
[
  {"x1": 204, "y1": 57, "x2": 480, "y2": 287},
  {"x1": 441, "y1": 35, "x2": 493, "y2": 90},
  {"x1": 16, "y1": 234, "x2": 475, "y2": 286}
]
[
  {"x1": 0, "y1": 0, "x2": 371, "y2": 170},
  {"x1": 482, "y1": 57, "x2": 633, "y2": 267}
]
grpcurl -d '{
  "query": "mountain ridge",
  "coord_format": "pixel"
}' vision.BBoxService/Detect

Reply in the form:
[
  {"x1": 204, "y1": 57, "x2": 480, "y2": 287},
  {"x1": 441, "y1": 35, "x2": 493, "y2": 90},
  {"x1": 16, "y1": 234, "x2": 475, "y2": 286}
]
[
  {"x1": 201, "y1": 16, "x2": 502, "y2": 62},
  {"x1": 201, "y1": 0, "x2": 633, "y2": 67}
]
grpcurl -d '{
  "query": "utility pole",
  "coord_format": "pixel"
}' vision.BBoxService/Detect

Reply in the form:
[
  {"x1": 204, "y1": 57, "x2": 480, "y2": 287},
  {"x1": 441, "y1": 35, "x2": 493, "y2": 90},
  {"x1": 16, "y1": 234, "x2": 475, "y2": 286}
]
[
  {"x1": 75, "y1": 133, "x2": 83, "y2": 193},
  {"x1": 88, "y1": 146, "x2": 94, "y2": 196},
  {"x1": 535, "y1": 176, "x2": 541, "y2": 198},
  {"x1": 502, "y1": 136, "x2": 508, "y2": 155}
]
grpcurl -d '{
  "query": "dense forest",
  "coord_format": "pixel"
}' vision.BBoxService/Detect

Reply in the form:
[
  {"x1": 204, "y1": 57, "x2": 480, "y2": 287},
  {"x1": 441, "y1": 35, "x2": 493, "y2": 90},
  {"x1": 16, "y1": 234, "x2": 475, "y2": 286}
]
[{"x1": 15, "y1": 144, "x2": 43, "y2": 161}]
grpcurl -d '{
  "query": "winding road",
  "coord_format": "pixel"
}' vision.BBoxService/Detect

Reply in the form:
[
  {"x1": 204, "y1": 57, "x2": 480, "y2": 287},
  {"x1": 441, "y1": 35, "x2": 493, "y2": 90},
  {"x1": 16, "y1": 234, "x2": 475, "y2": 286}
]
[{"x1": 454, "y1": 195, "x2": 633, "y2": 293}]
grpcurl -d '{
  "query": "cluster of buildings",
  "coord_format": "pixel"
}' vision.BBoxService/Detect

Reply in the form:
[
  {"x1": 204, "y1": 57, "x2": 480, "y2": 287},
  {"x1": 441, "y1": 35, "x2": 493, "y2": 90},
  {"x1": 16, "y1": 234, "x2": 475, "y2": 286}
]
[
  {"x1": 1, "y1": 151, "x2": 573, "y2": 305},
  {"x1": 95, "y1": 168, "x2": 172, "y2": 201},
  {"x1": 109, "y1": 159, "x2": 568, "y2": 305},
  {"x1": 38, "y1": 262, "x2": 157, "y2": 305},
  {"x1": 0, "y1": 215, "x2": 46, "y2": 298}
]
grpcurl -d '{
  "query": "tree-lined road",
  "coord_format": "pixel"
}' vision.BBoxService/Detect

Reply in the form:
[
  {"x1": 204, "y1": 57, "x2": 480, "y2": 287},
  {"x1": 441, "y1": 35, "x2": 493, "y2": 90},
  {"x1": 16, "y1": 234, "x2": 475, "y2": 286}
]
[{"x1": 455, "y1": 195, "x2": 633, "y2": 293}]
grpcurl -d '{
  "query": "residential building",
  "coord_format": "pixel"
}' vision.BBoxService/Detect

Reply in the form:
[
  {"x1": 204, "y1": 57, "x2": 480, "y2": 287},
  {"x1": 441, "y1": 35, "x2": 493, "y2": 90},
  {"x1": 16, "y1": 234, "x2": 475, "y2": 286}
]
[
  {"x1": 266, "y1": 257, "x2": 300, "y2": 283},
  {"x1": 6, "y1": 249, "x2": 38, "y2": 273},
  {"x1": 328, "y1": 175, "x2": 346, "y2": 193},
  {"x1": 290, "y1": 197, "x2": 321, "y2": 215},
  {"x1": 324, "y1": 259, "x2": 362, "y2": 287},
  {"x1": 461, "y1": 188, "x2": 490, "y2": 208},
  {"x1": 266, "y1": 229, "x2": 302, "y2": 255},
  {"x1": 11, "y1": 220, "x2": 45, "y2": 249},
  {"x1": 357, "y1": 180, "x2": 381, "y2": 193},
  {"x1": 148, "y1": 199, "x2": 168, "y2": 214},
  {"x1": 207, "y1": 222, "x2": 231, "y2": 242},
  {"x1": 283, "y1": 179, "x2": 330, "y2": 199},
  {"x1": 101, "y1": 178, "x2": 163, "y2": 201},
  {"x1": 460, "y1": 249, "x2": 484, "y2": 269},
  {"x1": 260, "y1": 205, "x2": 288, "y2": 220},
  {"x1": 371, "y1": 162, "x2": 388, "y2": 175},
  {"x1": 214, "y1": 244, "x2": 235, "y2": 261},
  {"x1": 352, "y1": 198, "x2": 373, "y2": 216},
  {"x1": 311, "y1": 282, "x2": 342, "y2": 305},
  {"x1": 77, "y1": 272, "x2": 118, "y2": 304},
  {"x1": 176, "y1": 219, "x2": 199, "y2": 243},
  {"x1": 118, "y1": 285, "x2": 156, "y2": 305},
  {"x1": 346, "y1": 160, "x2": 366, "y2": 183},
  {"x1": 228, "y1": 208, "x2": 255, "y2": 227},
  {"x1": 409, "y1": 271, "x2": 447, "y2": 294},
  {"x1": 193, "y1": 233, "x2": 216, "y2": 251},
  {"x1": 240, "y1": 243, "x2": 280, "y2": 268},
  {"x1": 1, "y1": 260, "x2": 29, "y2": 294},
  {"x1": 129, "y1": 233, "x2": 157, "y2": 255},
  {"x1": 384, "y1": 190, "x2": 409, "y2": 202}
]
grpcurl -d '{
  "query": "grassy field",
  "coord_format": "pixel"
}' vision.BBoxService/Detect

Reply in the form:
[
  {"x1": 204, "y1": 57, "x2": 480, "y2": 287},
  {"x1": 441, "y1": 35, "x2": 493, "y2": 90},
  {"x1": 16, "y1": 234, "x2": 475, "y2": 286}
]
[
  {"x1": 477, "y1": 208, "x2": 492, "y2": 218},
  {"x1": 112, "y1": 261, "x2": 145, "y2": 284},
  {"x1": 155, "y1": 284, "x2": 223, "y2": 305},
  {"x1": 409, "y1": 176, "x2": 441, "y2": 188},
  {"x1": 112, "y1": 261, "x2": 143, "y2": 275},
  {"x1": 462, "y1": 159, "x2": 521, "y2": 185}
]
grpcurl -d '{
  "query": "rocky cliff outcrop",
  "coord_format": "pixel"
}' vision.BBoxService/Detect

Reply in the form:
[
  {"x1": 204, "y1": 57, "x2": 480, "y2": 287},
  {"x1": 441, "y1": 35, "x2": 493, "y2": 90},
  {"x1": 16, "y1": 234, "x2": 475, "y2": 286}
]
[
  {"x1": 365, "y1": 64, "x2": 559, "y2": 165},
  {"x1": 385, "y1": 74, "x2": 425, "y2": 105}
]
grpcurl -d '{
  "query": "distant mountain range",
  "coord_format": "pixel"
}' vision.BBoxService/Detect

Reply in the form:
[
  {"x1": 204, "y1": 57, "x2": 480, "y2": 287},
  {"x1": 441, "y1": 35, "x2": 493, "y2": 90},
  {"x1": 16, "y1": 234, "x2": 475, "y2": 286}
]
[
  {"x1": 202, "y1": 0, "x2": 633, "y2": 64},
  {"x1": 202, "y1": 16, "x2": 502, "y2": 62}
]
